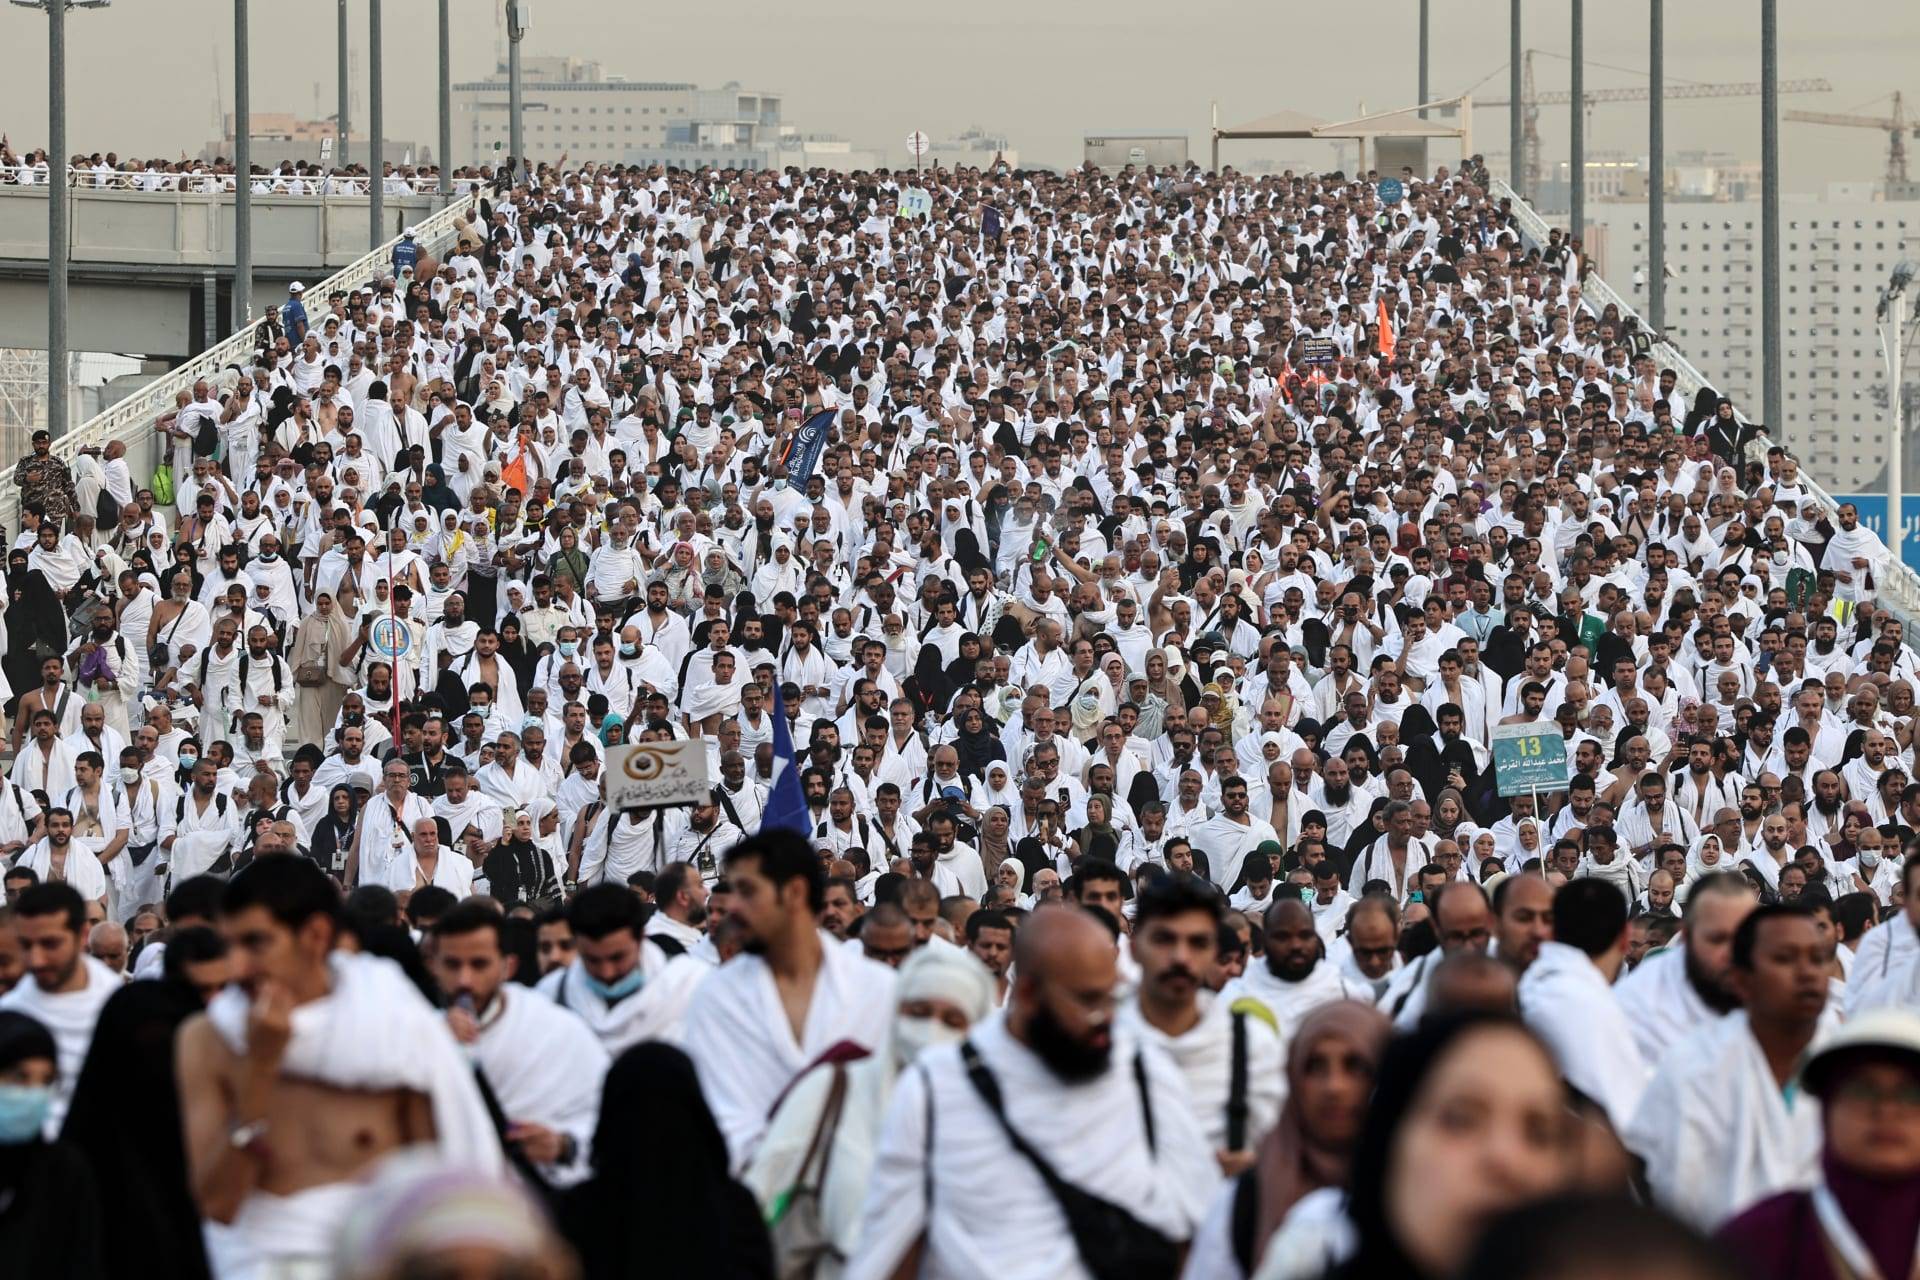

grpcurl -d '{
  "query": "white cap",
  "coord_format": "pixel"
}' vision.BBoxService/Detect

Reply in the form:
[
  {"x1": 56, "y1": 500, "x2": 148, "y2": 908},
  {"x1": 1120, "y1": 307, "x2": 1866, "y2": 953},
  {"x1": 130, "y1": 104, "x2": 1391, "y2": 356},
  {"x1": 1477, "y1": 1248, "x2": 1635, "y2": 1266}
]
[
  {"x1": 1802, "y1": 1008, "x2": 1920, "y2": 1095},
  {"x1": 403, "y1": 225, "x2": 418, "y2": 238},
  {"x1": 289, "y1": 281, "x2": 305, "y2": 293}
]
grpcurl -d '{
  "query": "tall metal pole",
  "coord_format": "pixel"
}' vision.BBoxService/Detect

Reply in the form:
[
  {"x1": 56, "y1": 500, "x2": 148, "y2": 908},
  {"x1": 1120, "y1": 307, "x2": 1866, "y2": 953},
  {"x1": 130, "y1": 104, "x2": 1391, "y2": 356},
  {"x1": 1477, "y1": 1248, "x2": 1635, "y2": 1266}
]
[
  {"x1": 337, "y1": 0, "x2": 349, "y2": 166},
  {"x1": 1761, "y1": 0, "x2": 1783, "y2": 439},
  {"x1": 507, "y1": 1, "x2": 524, "y2": 181},
  {"x1": 1891, "y1": 284, "x2": 1905, "y2": 566},
  {"x1": 1418, "y1": 0, "x2": 1430, "y2": 118},
  {"x1": 1510, "y1": 0, "x2": 1522, "y2": 195},
  {"x1": 369, "y1": 0, "x2": 384, "y2": 249},
  {"x1": 1649, "y1": 0, "x2": 1665, "y2": 331},
  {"x1": 1570, "y1": 0, "x2": 1585, "y2": 237},
  {"x1": 46, "y1": 0, "x2": 68, "y2": 440},
  {"x1": 234, "y1": 0, "x2": 253, "y2": 331},
  {"x1": 437, "y1": 0, "x2": 452, "y2": 200}
]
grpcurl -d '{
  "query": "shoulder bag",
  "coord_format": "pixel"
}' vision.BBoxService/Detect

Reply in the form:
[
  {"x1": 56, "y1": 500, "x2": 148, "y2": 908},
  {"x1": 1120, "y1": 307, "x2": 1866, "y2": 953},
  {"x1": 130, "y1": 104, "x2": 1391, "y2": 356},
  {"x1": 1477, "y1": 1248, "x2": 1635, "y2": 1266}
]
[{"x1": 959, "y1": 1040, "x2": 1179, "y2": 1279}]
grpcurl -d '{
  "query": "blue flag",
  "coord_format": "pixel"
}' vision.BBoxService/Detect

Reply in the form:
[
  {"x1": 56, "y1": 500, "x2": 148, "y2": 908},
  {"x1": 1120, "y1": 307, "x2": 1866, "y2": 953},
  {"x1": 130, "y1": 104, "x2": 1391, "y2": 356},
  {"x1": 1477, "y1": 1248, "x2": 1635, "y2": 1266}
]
[
  {"x1": 760, "y1": 681, "x2": 810, "y2": 837},
  {"x1": 780, "y1": 409, "x2": 835, "y2": 489}
]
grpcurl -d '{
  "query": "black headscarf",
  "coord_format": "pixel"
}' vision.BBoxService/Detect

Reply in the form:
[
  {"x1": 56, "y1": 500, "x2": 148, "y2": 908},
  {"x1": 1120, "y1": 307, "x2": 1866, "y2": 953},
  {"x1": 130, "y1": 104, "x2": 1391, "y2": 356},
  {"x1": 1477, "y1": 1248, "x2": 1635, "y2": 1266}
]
[
  {"x1": 422, "y1": 463, "x2": 460, "y2": 513},
  {"x1": 0, "y1": 1010, "x2": 106, "y2": 1279},
  {"x1": 59, "y1": 982, "x2": 210, "y2": 1279},
  {"x1": 2, "y1": 567, "x2": 67, "y2": 703},
  {"x1": 308, "y1": 784, "x2": 360, "y2": 874},
  {"x1": 905, "y1": 641, "x2": 956, "y2": 722},
  {"x1": 557, "y1": 1043, "x2": 773, "y2": 1280},
  {"x1": 496, "y1": 614, "x2": 540, "y2": 704},
  {"x1": 953, "y1": 705, "x2": 1007, "y2": 780}
]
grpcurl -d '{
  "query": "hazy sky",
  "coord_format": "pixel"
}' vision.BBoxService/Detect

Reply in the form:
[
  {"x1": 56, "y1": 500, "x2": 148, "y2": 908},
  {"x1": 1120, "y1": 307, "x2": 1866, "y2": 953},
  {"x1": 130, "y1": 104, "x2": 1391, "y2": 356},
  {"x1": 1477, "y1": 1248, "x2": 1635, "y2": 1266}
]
[{"x1": 1, "y1": 0, "x2": 1916, "y2": 181}]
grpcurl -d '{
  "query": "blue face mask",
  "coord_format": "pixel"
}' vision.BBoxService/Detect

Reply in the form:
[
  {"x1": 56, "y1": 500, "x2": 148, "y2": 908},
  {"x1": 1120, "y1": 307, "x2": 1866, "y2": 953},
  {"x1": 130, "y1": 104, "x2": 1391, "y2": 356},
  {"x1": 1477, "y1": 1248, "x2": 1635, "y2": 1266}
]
[
  {"x1": 0, "y1": 1084, "x2": 51, "y2": 1144},
  {"x1": 619, "y1": 643, "x2": 638, "y2": 659},
  {"x1": 583, "y1": 967, "x2": 645, "y2": 1002},
  {"x1": 559, "y1": 641, "x2": 578, "y2": 658}
]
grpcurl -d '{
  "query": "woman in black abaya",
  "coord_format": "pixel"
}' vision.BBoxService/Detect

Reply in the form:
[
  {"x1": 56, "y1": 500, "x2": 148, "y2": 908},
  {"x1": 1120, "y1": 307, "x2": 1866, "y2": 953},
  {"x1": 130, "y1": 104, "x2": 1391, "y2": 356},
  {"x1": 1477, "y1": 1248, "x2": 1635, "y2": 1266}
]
[
  {"x1": 60, "y1": 980, "x2": 210, "y2": 1279},
  {"x1": 558, "y1": 1042, "x2": 772, "y2": 1280}
]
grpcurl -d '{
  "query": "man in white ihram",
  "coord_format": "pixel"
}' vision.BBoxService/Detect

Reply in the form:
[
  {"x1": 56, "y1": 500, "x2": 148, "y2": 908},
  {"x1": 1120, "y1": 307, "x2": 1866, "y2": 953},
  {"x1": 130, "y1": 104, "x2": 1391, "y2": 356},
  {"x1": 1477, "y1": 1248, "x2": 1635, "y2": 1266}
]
[
  {"x1": 432, "y1": 901, "x2": 607, "y2": 1188},
  {"x1": 1220, "y1": 897, "x2": 1371, "y2": 1042},
  {"x1": 845, "y1": 907, "x2": 1212, "y2": 1279},
  {"x1": 0, "y1": 882, "x2": 118, "y2": 1135},
  {"x1": 1517, "y1": 879, "x2": 1650, "y2": 1136},
  {"x1": 178, "y1": 857, "x2": 501, "y2": 1280},
  {"x1": 683, "y1": 830, "x2": 896, "y2": 1170}
]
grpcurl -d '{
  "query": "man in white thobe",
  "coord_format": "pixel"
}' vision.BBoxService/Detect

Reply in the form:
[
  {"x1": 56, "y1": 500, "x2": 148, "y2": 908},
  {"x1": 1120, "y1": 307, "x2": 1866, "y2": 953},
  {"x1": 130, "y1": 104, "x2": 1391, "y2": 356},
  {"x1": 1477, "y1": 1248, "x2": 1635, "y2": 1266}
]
[
  {"x1": 535, "y1": 884, "x2": 682, "y2": 1053},
  {"x1": 1614, "y1": 872, "x2": 1757, "y2": 1066},
  {"x1": 1119, "y1": 872, "x2": 1283, "y2": 1176}
]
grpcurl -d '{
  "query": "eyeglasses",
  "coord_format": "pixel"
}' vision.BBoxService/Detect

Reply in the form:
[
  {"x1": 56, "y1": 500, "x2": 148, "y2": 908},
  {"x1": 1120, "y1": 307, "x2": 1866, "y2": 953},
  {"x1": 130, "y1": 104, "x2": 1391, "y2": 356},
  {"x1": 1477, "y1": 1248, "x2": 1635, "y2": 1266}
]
[{"x1": 1833, "y1": 1080, "x2": 1920, "y2": 1110}]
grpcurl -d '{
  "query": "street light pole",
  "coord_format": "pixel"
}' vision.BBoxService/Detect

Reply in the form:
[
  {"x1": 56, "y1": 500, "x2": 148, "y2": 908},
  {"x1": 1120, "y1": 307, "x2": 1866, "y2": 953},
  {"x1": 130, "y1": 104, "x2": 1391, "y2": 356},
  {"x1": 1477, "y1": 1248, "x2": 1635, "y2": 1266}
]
[
  {"x1": 369, "y1": 0, "x2": 383, "y2": 249},
  {"x1": 1649, "y1": 0, "x2": 1664, "y2": 331},
  {"x1": 437, "y1": 0, "x2": 452, "y2": 200},
  {"x1": 1880, "y1": 266, "x2": 1914, "y2": 569},
  {"x1": 234, "y1": 0, "x2": 252, "y2": 330},
  {"x1": 337, "y1": 0, "x2": 349, "y2": 166},
  {"x1": 46, "y1": 0, "x2": 67, "y2": 439},
  {"x1": 1510, "y1": 0, "x2": 1522, "y2": 195},
  {"x1": 1571, "y1": 0, "x2": 1585, "y2": 237},
  {"x1": 16, "y1": 0, "x2": 104, "y2": 439},
  {"x1": 1888, "y1": 272, "x2": 1909, "y2": 565},
  {"x1": 1761, "y1": 0, "x2": 1783, "y2": 441},
  {"x1": 507, "y1": 0, "x2": 524, "y2": 181},
  {"x1": 1418, "y1": 0, "x2": 1429, "y2": 118}
]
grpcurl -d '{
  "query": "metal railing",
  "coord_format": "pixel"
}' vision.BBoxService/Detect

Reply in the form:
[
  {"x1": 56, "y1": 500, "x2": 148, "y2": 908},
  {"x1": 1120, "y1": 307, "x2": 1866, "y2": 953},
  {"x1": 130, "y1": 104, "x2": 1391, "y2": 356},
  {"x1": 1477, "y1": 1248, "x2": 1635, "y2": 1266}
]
[
  {"x1": 1492, "y1": 178, "x2": 1920, "y2": 627},
  {"x1": 0, "y1": 168, "x2": 477, "y2": 197},
  {"x1": 1, "y1": 189, "x2": 479, "y2": 534}
]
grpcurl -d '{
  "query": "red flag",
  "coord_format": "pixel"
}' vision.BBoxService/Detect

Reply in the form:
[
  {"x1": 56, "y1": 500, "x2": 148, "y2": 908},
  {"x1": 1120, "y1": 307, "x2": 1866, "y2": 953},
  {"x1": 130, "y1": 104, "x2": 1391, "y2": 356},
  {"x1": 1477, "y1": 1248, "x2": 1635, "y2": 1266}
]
[{"x1": 1377, "y1": 297, "x2": 1396, "y2": 361}]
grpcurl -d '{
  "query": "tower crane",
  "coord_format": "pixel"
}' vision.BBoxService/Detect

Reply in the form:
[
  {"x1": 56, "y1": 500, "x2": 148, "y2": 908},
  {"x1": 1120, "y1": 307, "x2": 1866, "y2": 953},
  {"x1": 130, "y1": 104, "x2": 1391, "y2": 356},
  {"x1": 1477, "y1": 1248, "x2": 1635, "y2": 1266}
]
[
  {"x1": 1476, "y1": 49, "x2": 1831, "y2": 197},
  {"x1": 1785, "y1": 93, "x2": 1917, "y2": 190}
]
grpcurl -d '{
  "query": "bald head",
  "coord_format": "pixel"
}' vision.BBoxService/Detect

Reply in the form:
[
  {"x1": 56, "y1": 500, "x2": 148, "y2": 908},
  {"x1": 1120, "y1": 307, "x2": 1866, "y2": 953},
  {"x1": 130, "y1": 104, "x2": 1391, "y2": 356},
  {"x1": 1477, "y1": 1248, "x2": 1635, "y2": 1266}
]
[
  {"x1": 1425, "y1": 950, "x2": 1518, "y2": 1017},
  {"x1": 1263, "y1": 895, "x2": 1314, "y2": 943},
  {"x1": 1013, "y1": 903, "x2": 1115, "y2": 983},
  {"x1": 1008, "y1": 906, "x2": 1118, "y2": 1081}
]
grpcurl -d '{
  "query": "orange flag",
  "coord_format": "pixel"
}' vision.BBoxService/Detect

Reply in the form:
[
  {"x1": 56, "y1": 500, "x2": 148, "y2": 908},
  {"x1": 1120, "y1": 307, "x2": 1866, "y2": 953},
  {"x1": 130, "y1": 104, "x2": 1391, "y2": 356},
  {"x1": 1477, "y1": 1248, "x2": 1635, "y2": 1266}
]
[
  {"x1": 1377, "y1": 297, "x2": 1396, "y2": 361},
  {"x1": 501, "y1": 446, "x2": 529, "y2": 496}
]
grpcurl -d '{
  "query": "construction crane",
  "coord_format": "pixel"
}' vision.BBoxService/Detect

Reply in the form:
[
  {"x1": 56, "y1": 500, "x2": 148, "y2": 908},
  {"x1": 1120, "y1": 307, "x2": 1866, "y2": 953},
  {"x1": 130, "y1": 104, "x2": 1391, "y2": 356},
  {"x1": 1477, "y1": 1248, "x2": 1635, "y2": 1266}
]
[
  {"x1": 1785, "y1": 93, "x2": 1917, "y2": 189},
  {"x1": 1477, "y1": 49, "x2": 1832, "y2": 197}
]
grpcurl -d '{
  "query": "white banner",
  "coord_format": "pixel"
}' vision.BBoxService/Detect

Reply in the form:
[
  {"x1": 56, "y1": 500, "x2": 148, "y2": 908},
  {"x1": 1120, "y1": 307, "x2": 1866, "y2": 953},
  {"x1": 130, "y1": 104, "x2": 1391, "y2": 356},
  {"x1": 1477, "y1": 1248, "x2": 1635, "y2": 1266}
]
[{"x1": 605, "y1": 740, "x2": 711, "y2": 810}]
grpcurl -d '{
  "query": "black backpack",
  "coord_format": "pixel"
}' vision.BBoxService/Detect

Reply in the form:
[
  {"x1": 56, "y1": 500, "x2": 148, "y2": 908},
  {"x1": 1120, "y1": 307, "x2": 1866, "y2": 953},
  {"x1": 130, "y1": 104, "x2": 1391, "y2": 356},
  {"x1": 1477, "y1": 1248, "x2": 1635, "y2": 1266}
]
[{"x1": 193, "y1": 417, "x2": 219, "y2": 458}]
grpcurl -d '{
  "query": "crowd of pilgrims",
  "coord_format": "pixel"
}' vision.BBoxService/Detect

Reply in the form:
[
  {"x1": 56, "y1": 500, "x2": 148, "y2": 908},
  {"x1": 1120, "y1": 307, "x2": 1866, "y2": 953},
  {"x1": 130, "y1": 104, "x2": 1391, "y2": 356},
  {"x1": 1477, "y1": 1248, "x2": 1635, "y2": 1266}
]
[{"x1": 0, "y1": 149, "x2": 1913, "y2": 1280}]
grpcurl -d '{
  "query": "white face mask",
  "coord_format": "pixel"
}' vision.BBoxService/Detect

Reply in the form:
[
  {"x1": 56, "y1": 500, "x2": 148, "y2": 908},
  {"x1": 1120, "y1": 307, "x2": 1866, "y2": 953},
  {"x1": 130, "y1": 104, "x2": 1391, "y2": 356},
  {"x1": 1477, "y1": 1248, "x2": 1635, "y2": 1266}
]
[
  {"x1": 891, "y1": 1014, "x2": 965, "y2": 1070},
  {"x1": 119, "y1": 766, "x2": 139, "y2": 785},
  {"x1": 1860, "y1": 849, "x2": 1881, "y2": 870}
]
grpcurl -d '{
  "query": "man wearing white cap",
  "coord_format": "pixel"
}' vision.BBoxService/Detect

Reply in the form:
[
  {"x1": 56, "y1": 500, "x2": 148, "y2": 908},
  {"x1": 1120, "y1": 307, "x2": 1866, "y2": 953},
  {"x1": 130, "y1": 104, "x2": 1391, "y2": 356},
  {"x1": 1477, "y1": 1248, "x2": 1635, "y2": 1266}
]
[
  {"x1": 393, "y1": 226, "x2": 419, "y2": 276},
  {"x1": 281, "y1": 281, "x2": 308, "y2": 343}
]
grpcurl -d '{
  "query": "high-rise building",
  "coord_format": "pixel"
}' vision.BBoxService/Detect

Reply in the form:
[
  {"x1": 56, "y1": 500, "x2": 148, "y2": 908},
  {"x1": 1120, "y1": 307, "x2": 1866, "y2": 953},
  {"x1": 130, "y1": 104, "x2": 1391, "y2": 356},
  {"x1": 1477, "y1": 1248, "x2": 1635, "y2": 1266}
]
[
  {"x1": 453, "y1": 57, "x2": 877, "y2": 172},
  {"x1": 1586, "y1": 191, "x2": 1920, "y2": 492}
]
